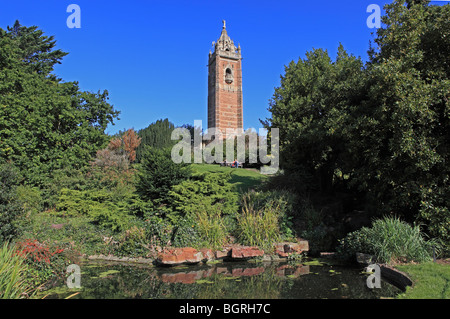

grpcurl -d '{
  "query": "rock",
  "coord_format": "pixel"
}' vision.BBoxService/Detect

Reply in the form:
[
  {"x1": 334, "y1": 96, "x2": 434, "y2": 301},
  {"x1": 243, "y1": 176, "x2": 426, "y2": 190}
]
[
  {"x1": 284, "y1": 241, "x2": 309, "y2": 254},
  {"x1": 274, "y1": 240, "x2": 309, "y2": 258},
  {"x1": 215, "y1": 249, "x2": 231, "y2": 259},
  {"x1": 51, "y1": 223, "x2": 64, "y2": 229},
  {"x1": 199, "y1": 248, "x2": 214, "y2": 262},
  {"x1": 356, "y1": 252, "x2": 376, "y2": 265},
  {"x1": 156, "y1": 247, "x2": 204, "y2": 265},
  {"x1": 230, "y1": 246, "x2": 264, "y2": 259}
]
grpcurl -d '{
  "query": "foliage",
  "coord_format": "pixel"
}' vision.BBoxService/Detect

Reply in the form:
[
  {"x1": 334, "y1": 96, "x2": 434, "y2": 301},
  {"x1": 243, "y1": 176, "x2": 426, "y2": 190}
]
[
  {"x1": 262, "y1": 44, "x2": 366, "y2": 194},
  {"x1": 20, "y1": 212, "x2": 113, "y2": 257},
  {"x1": 0, "y1": 21, "x2": 120, "y2": 188},
  {"x1": 115, "y1": 224, "x2": 148, "y2": 257},
  {"x1": 336, "y1": 216, "x2": 439, "y2": 264},
  {"x1": 0, "y1": 163, "x2": 24, "y2": 244},
  {"x1": 171, "y1": 216, "x2": 203, "y2": 248},
  {"x1": 56, "y1": 188, "x2": 134, "y2": 232},
  {"x1": 15, "y1": 185, "x2": 42, "y2": 215},
  {"x1": 168, "y1": 171, "x2": 239, "y2": 223},
  {"x1": 296, "y1": 198, "x2": 339, "y2": 254},
  {"x1": 235, "y1": 191, "x2": 293, "y2": 250},
  {"x1": 92, "y1": 129, "x2": 141, "y2": 170},
  {"x1": 239, "y1": 190, "x2": 297, "y2": 239},
  {"x1": 15, "y1": 238, "x2": 69, "y2": 289},
  {"x1": 135, "y1": 118, "x2": 176, "y2": 162},
  {"x1": 135, "y1": 146, "x2": 191, "y2": 207},
  {"x1": 0, "y1": 242, "x2": 31, "y2": 299},
  {"x1": 262, "y1": 1, "x2": 450, "y2": 252},
  {"x1": 195, "y1": 208, "x2": 228, "y2": 250},
  {"x1": 143, "y1": 215, "x2": 173, "y2": 248}
]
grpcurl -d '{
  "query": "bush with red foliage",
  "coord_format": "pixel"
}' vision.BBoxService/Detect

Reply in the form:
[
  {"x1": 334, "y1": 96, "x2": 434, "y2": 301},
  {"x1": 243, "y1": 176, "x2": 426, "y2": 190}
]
[
  {"x1": 16, "y1": 239, "x2": 64, "y2": 264},
  {"x1": 15, "y1": 239, "x2": 69, "y2": 287}
]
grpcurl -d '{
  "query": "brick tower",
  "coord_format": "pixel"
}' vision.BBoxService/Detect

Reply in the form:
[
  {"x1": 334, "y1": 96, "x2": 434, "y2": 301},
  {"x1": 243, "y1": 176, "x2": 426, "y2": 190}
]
[{"x1": 207, "y1": 20, "x2": 243, "y2": 135}]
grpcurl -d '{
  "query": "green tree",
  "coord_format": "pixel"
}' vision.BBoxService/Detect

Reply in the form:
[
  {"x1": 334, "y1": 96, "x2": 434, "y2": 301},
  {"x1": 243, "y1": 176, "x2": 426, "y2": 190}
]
[
  {"x1": 262, "y1": 44, "x2": 366, "y2": 193},
  {"x1": 0, "y1": 164, "x2": 23, "y2": 244},
  {"x1": 135, "y1": 146, "x2": 191, "y2": 208},
  {"x1": 6, "y1": 20, "x2": 68, "y2": 76},
  {"x1": 135, "y1": 119, "x2": 176, "y2": 162},
  {"x1": 263, "y1": 0, "x2": 450, "y2": 251},
  {"x1": 360, "y1": 0, "x2": 450, "y2": 247},
  {"x1": 0, "y1": 22, "x2": 120, "y2": 189}
]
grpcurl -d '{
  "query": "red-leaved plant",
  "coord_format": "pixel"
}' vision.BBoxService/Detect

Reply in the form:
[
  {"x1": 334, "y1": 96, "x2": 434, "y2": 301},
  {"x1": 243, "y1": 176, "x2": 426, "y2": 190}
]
[{"x1": 16, "y1": 239, "x2": 64, "y2": 264}]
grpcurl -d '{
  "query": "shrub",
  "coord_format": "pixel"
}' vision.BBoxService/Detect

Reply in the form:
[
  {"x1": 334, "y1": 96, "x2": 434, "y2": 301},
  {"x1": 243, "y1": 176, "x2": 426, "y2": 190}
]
[
  {"x1": 143, "y1": 215, "x2": 173, "y2": 248},
  {"x1": 15, "y1": 185, "x2": 42, "y2": 215},
  {"x1": 168, "y1": 171, "x2": 239, "y2": 223},
  {"x1": 56, "y1": 188, "x2": 133, "y2": 232},
  {"x1": 15, "y1": 239, "x2": 69, "y2": 288},
  {"x1": 195, "y1": 207, "x2": 228, "y2": 250},
  {"x1": 336, "y1": 216, "x2": 439, "y2": 264},
  {"x1": 171, "y1": 216, "x2": 203, "y2": 248},
  {"x1": 237, "y1": 190, "x2": 297, "y2": 242},
  {"x1": 0, "y1": 242, "x2": 31, "y2": 299},
  {"x1": 235, "y1": 192, "x2": 282, "y2": 250},
  {"x1": 135, "y1": 146, "x2": 191, "y2": 206},
  {"x1": 0, "y1": 164, "x2": 24, "y2": 244},
  {"x1": 116, "y1": 225, "x2": 148, "y2": 257},
  {"x1": 19, "y1": 212, "x2": 113, "y2": 257},
  {"x1": 297, "y1": 199, "x2": 337, "y2": 254},
  {"x1": 418, "y1": 193, "x2": 450, "y2": 256}
]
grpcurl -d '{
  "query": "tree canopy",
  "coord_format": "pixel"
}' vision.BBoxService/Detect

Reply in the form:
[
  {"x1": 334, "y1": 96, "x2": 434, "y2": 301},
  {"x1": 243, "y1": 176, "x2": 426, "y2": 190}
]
[
  {"x1": 0, "y1": 21, "x2": 120, "y2": 187},
  {"x1": 263, "y1": 0, "x2": 450, "y2": 248}
]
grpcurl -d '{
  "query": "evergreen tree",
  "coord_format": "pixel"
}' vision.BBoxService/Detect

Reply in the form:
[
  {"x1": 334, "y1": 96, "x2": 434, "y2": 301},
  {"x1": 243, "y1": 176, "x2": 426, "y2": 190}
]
[
  {"x1": 135, "y1": 118, "x2": 176, "y2": 162},
  {"x1": 135, "y1": 146, "x2": 191, "y2": 208}
]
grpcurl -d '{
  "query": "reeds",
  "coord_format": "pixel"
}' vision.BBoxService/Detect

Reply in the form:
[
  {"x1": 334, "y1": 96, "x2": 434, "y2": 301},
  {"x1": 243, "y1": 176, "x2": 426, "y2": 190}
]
[
  {"x1": 0, "y1": 242, "x2": 31, "y2": 299},
  {"x1": 368, "y1": 216, "x2": 439, "y2": 264},
  {"x1": 236, "y1": 193, "x2": 282, "y2": 250}
]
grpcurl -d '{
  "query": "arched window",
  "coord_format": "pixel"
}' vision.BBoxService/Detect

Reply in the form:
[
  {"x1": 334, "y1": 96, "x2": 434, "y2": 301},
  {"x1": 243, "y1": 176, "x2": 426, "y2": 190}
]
[{"x1": 225, "y1": 68, "x2": 233, "y2": 84}]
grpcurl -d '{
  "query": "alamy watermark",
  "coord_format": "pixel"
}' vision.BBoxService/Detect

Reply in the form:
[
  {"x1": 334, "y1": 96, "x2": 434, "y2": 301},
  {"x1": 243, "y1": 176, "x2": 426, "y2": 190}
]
[
  {"x1": 367, "y1": 4, "x2": 381, "y2": 29},
  {"x1": 366, "y1": 264, "x2": 381, "y2": 289},
  {"x1": 170, "y1": 120, "x2": 279, "y2": 175},
  {"x1": 66, "y1": 4, "x2": 81, "y2": 29},
  {"x1": 66, "y1": 264, "x2": 81, "y2": 288}
]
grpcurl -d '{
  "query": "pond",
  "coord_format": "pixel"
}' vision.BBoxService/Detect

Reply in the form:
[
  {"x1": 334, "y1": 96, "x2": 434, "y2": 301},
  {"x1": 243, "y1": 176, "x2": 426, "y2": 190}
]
[{"x1": 39, "y1": 259, "x2": 402, "y2": 299}]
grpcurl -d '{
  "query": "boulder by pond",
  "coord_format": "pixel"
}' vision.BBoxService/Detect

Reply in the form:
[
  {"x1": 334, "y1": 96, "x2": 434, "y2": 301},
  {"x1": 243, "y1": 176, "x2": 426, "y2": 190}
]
[{"x1": 155, "y1": 240, "x2": 309, "y2": 266}]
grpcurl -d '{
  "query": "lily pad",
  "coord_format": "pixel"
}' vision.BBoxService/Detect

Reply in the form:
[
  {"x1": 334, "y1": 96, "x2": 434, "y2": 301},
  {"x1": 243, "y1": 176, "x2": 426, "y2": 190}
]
[
  {"x1": 196, "y1": 279, "x2": 214, "y2": 284},
  {"x1": 99, "y1": 270, "x2": 120, "y2": 278},
  {"x1": 221, "y1": 276, "x2": 240, "y2": 280},
  {"x1": 303, "y1": 260, "x2": 324, "y2": 266}
]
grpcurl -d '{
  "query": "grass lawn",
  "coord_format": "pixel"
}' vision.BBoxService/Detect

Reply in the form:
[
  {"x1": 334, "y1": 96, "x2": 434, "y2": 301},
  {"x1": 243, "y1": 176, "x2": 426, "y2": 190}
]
[
  {"x1": 191, "y1": 163, "x2": 268, "y2": 192},
  {"x1": 395, "y1": 261, "x2": 450, "y2": 299}
]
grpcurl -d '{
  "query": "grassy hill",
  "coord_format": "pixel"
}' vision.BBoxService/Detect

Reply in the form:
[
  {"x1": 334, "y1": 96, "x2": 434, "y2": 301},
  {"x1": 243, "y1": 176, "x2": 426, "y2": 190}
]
[{"x1": 190, "y1": 164, "x2": 268, "y2": 192}]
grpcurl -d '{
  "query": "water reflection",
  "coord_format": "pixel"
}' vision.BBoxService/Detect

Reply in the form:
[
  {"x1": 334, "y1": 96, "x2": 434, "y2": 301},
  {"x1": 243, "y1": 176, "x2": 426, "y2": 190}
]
[
  {"x1": 40, "y1": 260, "x2": 401, "y2": 299},
  {"x1": 158, "y1": 264, "x2": 308, "y2": 284}
]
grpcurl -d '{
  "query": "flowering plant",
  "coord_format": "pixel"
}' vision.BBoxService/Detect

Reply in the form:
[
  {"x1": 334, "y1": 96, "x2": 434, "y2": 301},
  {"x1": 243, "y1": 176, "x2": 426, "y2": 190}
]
[{"x1": 15, "y1": 239, "x2": 68, "y2": 287}]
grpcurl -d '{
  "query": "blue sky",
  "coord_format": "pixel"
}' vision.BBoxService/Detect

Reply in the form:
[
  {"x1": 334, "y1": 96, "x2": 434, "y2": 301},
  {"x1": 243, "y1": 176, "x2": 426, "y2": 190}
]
[{"x1": 0, "y1": 1, "x2": 446, "y2": 135}]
